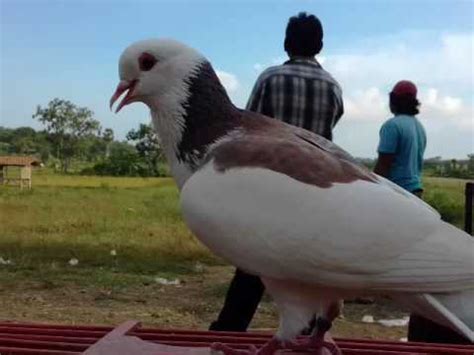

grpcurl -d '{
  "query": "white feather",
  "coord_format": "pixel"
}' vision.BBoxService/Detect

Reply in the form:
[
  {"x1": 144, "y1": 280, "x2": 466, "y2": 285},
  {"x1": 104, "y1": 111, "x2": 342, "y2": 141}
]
[{"x1": 181, "y1": 161, "x2": 474, "y2": 339}]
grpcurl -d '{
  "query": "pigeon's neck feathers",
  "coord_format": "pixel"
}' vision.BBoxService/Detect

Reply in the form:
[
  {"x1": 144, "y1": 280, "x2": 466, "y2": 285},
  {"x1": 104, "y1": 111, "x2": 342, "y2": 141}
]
[
  {"x1": 177, "y1": 61, "x2": 240, "y2": 165},
  {"x1": 151, "y1": 60, "x2": 240, "y2": 187}
]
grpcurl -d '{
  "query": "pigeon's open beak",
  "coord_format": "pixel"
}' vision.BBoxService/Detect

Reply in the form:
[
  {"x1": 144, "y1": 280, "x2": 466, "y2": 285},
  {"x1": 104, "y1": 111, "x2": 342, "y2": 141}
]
[{"x1": 109, "y1": 79, "x2": 138, "y2": 113}]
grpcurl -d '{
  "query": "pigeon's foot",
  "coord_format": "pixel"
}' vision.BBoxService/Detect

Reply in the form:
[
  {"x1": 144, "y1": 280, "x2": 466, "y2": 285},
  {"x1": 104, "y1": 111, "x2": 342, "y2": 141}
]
[
  {"x1": 210, "y1": 342, "x2": 257, "y2": 355},
  {"x1": 282, "y1": 317, "x2": 341, "y2": 355},
  {"x1": 210, "y1": 338, "x2": 280, "y2": 354},
  {"x1": 285, "y1": 336, "x2": 341, "y2": 355},
  {"x1": 210, "y1": 335, "x2": 340, "y2": 355}
]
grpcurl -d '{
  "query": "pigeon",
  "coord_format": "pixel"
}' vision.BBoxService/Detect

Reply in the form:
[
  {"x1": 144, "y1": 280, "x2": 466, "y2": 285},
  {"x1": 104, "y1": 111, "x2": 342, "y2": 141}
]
[{"x1": 110, "y1": 39, "x2": 474, "y2": 353}]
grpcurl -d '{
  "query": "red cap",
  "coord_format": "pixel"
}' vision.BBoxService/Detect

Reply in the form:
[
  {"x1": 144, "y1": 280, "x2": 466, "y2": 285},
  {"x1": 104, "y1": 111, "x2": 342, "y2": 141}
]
[{"x1": 391, "y1": 80, "x2": 417, "y2": 98}]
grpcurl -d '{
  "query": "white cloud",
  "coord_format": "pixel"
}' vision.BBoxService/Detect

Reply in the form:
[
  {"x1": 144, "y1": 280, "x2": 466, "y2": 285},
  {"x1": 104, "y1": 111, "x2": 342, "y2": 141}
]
[
  {"x1": 420, "y1": 88, "x2": 473, "y2": 129},
  {"x1": 343, "y1": 86, "x2": 473, "y2": 131},
  {"x1": 271, "y1": 56, "x2": 287, "y2": 65},
  {"x1": 322, "y1": 32, "x2": 473, "y2": 132},
  {"x1": 216, "y1": 70, "x2": 239, "y2": 93},
  {"x1": 253, "y1": 63, "x2": 264, "y2": 71},
  {"x1": 344, "y1": 87, "x2": 388, "y2": 122},
  {"x1": 252, "y1": 56, "x2": 288, "y2": 73}
]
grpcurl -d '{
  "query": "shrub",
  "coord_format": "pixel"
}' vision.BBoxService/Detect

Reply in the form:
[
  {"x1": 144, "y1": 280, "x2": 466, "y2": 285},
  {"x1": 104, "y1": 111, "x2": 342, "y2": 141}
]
[{"x1": 424, "y1": 190, "x2": 463, "y2": 225}]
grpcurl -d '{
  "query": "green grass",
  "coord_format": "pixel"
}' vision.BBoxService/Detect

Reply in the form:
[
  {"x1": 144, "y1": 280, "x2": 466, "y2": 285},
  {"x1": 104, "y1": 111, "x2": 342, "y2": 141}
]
[
  {"x1": 0, "y1": 172, "x2": 218, "y2": 286},
  {"x1": 0, "y1": 172, "x2": 468, "y2": 286},
  {"x1": 423, "y1": 177, "x2": 468, "y2": 227},
  {"x1": 0, "y1": 174, "x2": 469, "y2": 276}
]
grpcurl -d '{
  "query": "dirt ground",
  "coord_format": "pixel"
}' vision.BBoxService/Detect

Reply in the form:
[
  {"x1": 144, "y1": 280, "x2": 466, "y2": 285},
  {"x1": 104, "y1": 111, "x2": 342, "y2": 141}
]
[{"x1": 0, "y1": 265, "x2": 408, "y2": 341}]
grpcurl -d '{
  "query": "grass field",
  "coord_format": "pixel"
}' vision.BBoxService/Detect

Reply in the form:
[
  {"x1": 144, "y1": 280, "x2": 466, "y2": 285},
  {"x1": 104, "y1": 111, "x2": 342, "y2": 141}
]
[{"x1": 0, "y1": 171, "x2": 471, "y2": 340}]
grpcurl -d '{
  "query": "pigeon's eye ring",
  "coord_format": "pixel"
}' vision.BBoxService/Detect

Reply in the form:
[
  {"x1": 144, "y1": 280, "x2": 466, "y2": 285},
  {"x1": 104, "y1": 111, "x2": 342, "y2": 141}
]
[{"x1": 138, "y1": 53, "x2": 157, "y2": 71}]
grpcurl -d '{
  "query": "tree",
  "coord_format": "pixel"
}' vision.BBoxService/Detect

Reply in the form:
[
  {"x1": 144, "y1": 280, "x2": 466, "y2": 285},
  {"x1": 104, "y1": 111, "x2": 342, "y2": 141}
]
[
  {"x1": 32, "y1": 98, "x2": 101, "y2": 172},
  {"x1": 102, "y1": 128, "x2": 114, "y2": 158},
  {"x1": 126, "y1": 123, "x2": 163, "y2": 176},
  {"x1": 468, "y1": 154, "x2": 474, "y2": 174},
  {"x1": 11, "y1": 127, "x2": 37, "y2": 154},
  {"x1": 87, "y1": 141, "x2": 144, "y2": 176}
]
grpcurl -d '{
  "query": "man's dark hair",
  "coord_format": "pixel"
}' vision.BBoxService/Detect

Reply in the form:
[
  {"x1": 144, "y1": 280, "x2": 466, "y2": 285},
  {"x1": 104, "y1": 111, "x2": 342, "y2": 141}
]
[
  {"x1": 389, "y1": 93, "x2": 420, "y2": 115},
  {"x1": 284, "y1": 12, "x2": 323, "y2": 57}
]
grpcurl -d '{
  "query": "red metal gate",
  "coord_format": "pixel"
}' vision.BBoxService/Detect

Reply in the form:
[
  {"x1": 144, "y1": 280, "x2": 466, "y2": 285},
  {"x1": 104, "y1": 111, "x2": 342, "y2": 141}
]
[{"x1": 0, "y1": 321, "x2": 473, "y2": 354}]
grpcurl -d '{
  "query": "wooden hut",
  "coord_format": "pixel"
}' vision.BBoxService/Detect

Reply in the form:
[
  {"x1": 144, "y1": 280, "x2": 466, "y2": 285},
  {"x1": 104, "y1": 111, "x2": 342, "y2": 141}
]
[{"x1": 0, "y1": 156, "x2": 41, "y2": 189}]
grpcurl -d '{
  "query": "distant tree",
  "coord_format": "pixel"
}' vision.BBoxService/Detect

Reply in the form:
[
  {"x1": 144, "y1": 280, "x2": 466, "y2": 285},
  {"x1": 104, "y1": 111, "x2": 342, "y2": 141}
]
[
  {"x1": 32, "y1": 98, "x2": 101, "y2": 172},
  {"x1": 0, "y1": 142, "x2": 10, "y2": 155},
  {"x1": 11, "y1": 127, "x2": 37, "y2": 154},
  {"x1": 126, "y1": 123, "x2": 163, "y2": 176},
  {"x1": 86, "y1": 141, "x2": 143, "y2": 176},
  {"x1": 102, "y1": 128, "x2": 114, "y2": 158},
  {"x1": 0, "y1": 127, "x2": 14, "y2": 144},
  {"x1": 468, "y1": 154, "x2": 474, "y2": 174}
]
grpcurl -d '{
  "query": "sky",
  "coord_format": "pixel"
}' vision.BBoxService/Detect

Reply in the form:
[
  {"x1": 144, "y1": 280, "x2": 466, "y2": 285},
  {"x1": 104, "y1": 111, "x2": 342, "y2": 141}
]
[{"x1": 1, "y1": 0, "x2": 473, "y2": 158}]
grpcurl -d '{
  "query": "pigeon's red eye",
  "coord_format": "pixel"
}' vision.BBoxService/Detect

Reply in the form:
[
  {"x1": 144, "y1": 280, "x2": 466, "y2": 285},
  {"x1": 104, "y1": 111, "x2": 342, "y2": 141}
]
[{"x1": 138, "y1": 53, "x2": 157, "y2": 71}]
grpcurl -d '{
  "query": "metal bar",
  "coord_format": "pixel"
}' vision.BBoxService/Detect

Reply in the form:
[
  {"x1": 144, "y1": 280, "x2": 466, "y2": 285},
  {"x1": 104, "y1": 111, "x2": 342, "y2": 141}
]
[
  {"x1": 0, "y1": 347, "x2": 78, "y2": 354},
  {"x1": 465, "y1": 182, "x2": 473, "y2": 235},
  {"x1": 82, "y1": 320, "x2": 140, "y2": 355},
  {"x1": 0, "y1": 326, "x2": 106, "y2": 338},
  {"x1": 1, "y1": 321, "x2": 474, "y2": 354},
  {"x1": 0, "y1": 337, "x2": 87, "y2": 352},
  {"x1": 0, "y1": 322, "x2": 113, "y2": 331},
  {"x1": 0, "y1": 333, "x2": 97, "y2": 344}
]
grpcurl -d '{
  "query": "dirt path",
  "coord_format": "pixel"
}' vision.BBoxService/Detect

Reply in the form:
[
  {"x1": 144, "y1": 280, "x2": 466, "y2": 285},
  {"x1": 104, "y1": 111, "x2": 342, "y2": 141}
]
[{"x1": 0, "y1": 265, "x2": 408, "y2": 340}]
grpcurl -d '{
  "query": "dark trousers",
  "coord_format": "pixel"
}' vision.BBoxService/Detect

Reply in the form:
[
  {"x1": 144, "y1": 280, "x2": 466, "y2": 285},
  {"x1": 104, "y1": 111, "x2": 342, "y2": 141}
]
[
  {"x1": 210, "y1": 269, "x2": 316, "y2": 333},
  {"x1": 408, "y1": 314, "x2": 472, "y2": 344},
  {"x1": 209, "y1": 269, "x2": 264, "y2": 331},
  {"x1": 407, "y1": 189, "x2": 471, "y2": 344}
]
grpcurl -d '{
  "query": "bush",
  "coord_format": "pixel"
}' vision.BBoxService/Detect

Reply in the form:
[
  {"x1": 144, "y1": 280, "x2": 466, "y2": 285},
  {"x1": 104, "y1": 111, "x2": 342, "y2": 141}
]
[
  {"x1": 424, "y1": 190, "x2": 463, "y2": 225},
  {"x1": 80, "y1": 141, "x2": 170, "y2": 177}
]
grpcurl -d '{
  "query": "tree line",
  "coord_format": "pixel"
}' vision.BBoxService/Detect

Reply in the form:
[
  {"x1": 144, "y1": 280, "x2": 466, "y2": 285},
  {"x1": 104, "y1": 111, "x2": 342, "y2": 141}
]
[
  {"x1": 1, "y1": 98, "x2": 472, "y2": 179},
  {"x1": 0, "y1": 98, "x2": 167, "y2": 177}
]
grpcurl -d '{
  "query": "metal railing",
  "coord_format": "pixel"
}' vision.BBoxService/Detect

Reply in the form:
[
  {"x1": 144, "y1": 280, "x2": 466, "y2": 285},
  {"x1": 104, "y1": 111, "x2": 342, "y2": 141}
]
[{"x1": 465, "y1": 182, "x2": 473, "y2": 235}]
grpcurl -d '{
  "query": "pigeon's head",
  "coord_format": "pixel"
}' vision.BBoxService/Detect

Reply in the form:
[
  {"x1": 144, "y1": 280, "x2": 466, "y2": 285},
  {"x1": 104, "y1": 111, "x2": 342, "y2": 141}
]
[{"x1": 110, "y1": 39, "x2": 205, "y2": 113}]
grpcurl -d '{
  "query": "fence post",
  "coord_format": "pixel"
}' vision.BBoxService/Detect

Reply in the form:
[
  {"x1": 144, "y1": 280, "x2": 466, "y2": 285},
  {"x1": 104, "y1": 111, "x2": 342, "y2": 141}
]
[{"x1": 465, "y1": 182, "x2": 473, "y2": 235}]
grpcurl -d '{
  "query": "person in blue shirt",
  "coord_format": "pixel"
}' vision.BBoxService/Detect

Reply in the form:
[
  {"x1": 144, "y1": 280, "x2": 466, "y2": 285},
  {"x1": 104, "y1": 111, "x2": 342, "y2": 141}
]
[
  {"x1": 375, "y1": 81, "x2": 471, "y2": 345},
  {"x1": 374, "y1": 80, "x2": 426, "y2": 196}
]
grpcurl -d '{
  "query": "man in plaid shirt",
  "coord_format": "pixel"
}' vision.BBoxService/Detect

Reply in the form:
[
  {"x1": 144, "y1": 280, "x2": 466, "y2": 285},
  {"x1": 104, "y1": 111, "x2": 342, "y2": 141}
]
[
  {"x1": 210, "y1": 12, "x2": 344, "y2": 332},
  {"x1": 246, "y1": 41, "x2": 343, "y2": 140}
]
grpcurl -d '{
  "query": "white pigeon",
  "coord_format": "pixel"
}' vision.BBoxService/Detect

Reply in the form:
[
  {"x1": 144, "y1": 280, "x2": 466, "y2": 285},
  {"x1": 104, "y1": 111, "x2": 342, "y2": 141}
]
[{"x1": 110, "y1": 39, "x2": 474, "y2": 354}]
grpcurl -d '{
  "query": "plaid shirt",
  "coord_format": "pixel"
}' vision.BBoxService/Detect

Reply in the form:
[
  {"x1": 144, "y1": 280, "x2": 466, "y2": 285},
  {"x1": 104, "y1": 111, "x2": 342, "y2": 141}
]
[{"x1": 246, "y1": 59, "x2": 344, "y2": 141}]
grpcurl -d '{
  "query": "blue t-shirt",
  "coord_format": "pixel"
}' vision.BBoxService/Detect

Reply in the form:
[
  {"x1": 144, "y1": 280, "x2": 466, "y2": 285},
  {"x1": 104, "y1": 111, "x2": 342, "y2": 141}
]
[{"x1": 378, "y1": 115, "x2": 427, "y2": 192}]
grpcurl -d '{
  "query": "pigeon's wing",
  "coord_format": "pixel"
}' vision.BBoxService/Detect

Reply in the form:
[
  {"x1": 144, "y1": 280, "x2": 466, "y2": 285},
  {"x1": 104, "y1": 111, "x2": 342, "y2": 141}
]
[
  {"x1": 181, "y1": 135, "x2": 473, "y2": 293},
  {"x1": 241, "y1": 114, "x2": 441, "y2": 216},
  {"x1": 284, "y1": 123, "x2": 441, "y2": 216}
]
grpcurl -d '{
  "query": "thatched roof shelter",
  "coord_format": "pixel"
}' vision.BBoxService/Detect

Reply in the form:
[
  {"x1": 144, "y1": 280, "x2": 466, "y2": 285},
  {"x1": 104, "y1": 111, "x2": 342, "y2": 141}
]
[{"x1": 0, "y1": 156, "x2": 42, "y2": 189}]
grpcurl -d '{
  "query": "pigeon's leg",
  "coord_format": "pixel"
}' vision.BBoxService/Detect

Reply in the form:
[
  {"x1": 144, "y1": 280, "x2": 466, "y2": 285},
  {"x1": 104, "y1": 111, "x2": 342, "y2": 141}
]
[
  {"x1": 299, "y1": 299, "x2": 343, "y2": 355},
  {"x1": 209, "y1": 301, "x2": 311, "y2": 355},
  {"x1": 210, "y1": 342, "x2": 257, "y2": 355},
  {"x1": 210, "y1": 339, "x2": 281, "y2": 355}
]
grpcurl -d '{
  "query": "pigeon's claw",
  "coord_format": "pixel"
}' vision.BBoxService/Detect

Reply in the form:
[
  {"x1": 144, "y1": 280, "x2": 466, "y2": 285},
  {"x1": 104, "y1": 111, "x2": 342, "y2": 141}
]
[
  {"x1": 286, "y1": 338, "x2": 341, "y2": 355},
  {"x1": 210, "y1": 342, "x2": 257, "y2": 355}
]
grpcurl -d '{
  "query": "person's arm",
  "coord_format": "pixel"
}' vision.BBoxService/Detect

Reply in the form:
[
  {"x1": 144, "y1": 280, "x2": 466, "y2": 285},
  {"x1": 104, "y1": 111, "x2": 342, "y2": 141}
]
[
  {"x1": 374, "y1": 153, "x2": 395, "y2": 178},
  {"x1": 375, "y1": 121, "x2": 399, "y2": 177},
  {"x1": 246, "y1": 77, "x2": 265, "y2": 113},
  {"x1": 332, "y1": 84, "x2": 344, "y2": 127},
  {"x1": 246, "y1": 72, "x2": 276, "y2": 118}
]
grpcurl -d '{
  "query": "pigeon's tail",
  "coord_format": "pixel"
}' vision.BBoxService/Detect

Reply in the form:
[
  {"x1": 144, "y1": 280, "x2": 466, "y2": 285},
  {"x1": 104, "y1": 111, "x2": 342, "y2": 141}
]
[
  {"x1": 430, "y1": 290, "x2": 474, "y2": 342},
  {"x1": 395, "y1": 290, "x2": 474, "y2": 342}
]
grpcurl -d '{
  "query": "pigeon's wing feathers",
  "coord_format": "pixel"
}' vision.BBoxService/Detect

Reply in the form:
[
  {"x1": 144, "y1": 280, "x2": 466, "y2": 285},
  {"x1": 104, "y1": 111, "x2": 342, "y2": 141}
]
[
  {"x1": 181, "y1": 133, "x2": 473, "y2": 293},
  {"x1": 239, "y1": 113, "x2": 440, "y2": 217},
  {"x1": 283, "y1": 122, "x2": 441, "y2": 217}
]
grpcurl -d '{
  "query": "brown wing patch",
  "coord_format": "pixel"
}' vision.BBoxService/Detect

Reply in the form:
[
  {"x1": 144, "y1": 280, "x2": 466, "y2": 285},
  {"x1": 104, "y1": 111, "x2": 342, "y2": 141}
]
[{"x1": 210, "y1": 135, "x2": 377, "y2": 188}]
